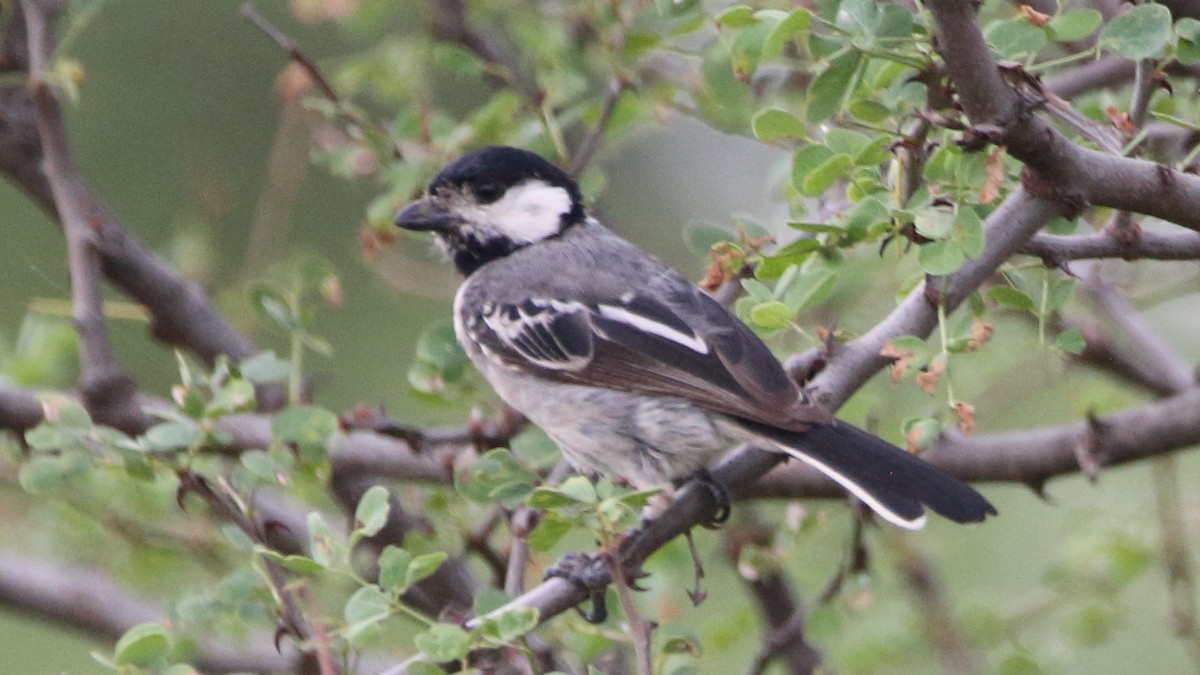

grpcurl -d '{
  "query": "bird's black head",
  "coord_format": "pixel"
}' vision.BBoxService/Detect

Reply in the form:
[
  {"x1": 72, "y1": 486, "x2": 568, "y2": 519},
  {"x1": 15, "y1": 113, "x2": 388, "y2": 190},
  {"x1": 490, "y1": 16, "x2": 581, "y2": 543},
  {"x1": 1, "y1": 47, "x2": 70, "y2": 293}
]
[{"x1": 394, "y1": 147, "x2": 586, "y2": 276}]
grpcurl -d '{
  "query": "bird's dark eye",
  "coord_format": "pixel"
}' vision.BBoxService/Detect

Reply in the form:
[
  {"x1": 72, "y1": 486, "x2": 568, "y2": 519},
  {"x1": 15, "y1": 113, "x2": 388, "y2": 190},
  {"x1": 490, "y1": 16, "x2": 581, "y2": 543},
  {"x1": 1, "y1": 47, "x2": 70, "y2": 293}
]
[{"x1": 474, "y1": 182, "x2": 504, "y2": 204}]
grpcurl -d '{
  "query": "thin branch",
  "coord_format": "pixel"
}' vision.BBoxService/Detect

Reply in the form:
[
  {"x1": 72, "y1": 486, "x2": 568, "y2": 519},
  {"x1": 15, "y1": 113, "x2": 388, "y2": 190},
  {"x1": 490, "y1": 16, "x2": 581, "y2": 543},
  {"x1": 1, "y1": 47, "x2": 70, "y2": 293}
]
[
  {"x1": 177, "y1": 471, "x2": 338, "y2": 674},
  {"x1": 568, "y1": 75, "x2": 630, "y2": 178},
  {"x1": 1152, "y1": 456, "x2": 1200, "y2": 669},
  {"x1": 1021, "y1": 230, "x2": 1200, "y2": 262},
  {"x1": 607, "y1": 552, "x2": 654, "y2": 675},
  {"x1": 1079, "y1": 270, "x2": 1197, "y2": 395},
  {"x1": 724, "y1": 514, "x2": 821, "y2": 675},
  {"x1": 1128, "y1": 59, "x2": 1158, "y2": 131},
  {"x1": 239, "y1": 3, "x2": 340, "y2": 103},
  {"x1": 429, "y1": 0, "x2": 543, "y2": 105},
  {"x1": 886, "y1": 534, "x2": 982, "y2": 674}
]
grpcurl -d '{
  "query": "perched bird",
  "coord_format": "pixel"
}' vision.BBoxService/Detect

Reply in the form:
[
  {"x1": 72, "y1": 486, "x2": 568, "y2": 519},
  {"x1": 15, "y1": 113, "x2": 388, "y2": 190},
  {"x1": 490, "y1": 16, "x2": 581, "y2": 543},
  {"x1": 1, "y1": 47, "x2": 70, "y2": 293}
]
[{"x1": 395, "y1": 146, "x2": 995, "y2": 529}]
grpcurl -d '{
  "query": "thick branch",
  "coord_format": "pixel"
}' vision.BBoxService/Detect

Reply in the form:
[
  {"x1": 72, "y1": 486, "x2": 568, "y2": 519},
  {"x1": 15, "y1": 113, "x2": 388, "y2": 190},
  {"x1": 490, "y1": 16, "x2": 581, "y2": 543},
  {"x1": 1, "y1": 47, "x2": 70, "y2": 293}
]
[
  {"x1": 22, "y1": 0, "x2": 146, "y2": 430},
  {"x1": 926, "y1": 0, "x2": 1200, "y2": 233}
]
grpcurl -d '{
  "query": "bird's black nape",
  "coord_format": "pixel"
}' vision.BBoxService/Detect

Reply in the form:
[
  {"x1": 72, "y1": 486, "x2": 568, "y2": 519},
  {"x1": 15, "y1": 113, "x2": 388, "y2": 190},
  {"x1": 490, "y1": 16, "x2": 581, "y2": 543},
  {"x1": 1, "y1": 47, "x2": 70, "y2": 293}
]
[{"x1": 430, "y1": 146, "x2": 586, "y2": 224}]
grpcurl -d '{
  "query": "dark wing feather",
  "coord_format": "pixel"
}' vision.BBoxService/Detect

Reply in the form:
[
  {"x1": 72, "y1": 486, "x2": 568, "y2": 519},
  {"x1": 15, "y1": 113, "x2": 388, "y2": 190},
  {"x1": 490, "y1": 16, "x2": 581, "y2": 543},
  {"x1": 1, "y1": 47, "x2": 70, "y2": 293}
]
[{"x1": 465, "y1": 283, "x2": 829, "y2": 429}]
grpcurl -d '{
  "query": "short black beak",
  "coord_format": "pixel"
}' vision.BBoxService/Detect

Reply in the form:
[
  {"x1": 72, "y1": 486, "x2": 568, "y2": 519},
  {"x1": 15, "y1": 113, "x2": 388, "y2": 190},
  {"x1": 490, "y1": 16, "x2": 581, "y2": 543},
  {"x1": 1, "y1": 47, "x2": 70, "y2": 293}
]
[{"x1": 394, "y1": 197, "x2": 460, "y2": 233}]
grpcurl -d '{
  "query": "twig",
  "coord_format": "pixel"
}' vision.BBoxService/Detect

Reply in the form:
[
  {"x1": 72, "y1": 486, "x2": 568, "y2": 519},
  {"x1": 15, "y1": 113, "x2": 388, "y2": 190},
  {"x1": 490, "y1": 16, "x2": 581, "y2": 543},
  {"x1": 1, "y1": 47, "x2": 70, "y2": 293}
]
[
  {"x1": 177, "y1": 471, "x2": 338, "y2": 674},
  {"x1": 606, "y1": 552, "x2": 654, "y2": 675},
  {"x1": 429, "y1": 0, "x2": 543, "y2": 105},
  {"x1": 239, "y1": 3, "x2": 339, "y2": 103},
  {"x1": 568, "y1": 75, "x2": 629, "y2": 178},
  {"x1": 1152, "y1": 456, "x2": 1200, "y2": 669},
  {"x1": 886, "y1": 533, "x2": 982, "y2": 674},
  {"x1": 724, "y1": 513, "x2": 822, "y2": 675},
  {"x1": 1080, "y1": 269, "x2": 1196, "y2": 395}
]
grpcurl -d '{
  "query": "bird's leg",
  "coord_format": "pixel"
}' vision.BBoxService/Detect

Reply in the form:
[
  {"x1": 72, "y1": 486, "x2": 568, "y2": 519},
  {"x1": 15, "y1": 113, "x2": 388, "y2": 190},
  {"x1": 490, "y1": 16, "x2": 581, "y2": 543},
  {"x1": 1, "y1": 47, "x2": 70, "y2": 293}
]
[
  {"x1": 692, "y1": 468, "x2": 731, "y2": 526},
  {"x1": 544, "y1": 551, "x2": 610, "y2": 624}
]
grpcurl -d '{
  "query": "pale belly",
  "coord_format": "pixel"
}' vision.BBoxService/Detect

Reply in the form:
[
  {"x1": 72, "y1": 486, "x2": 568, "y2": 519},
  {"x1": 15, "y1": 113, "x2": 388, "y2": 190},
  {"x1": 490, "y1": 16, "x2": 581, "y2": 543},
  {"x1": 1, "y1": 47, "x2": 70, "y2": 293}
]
[{"x1": 485, "y1": 368, "x2": 732, "y2": 489}]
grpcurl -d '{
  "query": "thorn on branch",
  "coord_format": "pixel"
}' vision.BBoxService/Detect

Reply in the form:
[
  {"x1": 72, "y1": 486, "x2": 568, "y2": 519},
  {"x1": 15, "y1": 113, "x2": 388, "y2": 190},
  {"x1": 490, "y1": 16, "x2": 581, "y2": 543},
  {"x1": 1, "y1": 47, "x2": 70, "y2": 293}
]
[{"x1": 1077, "y1": 410, "x2": 1108, "y2": 482}]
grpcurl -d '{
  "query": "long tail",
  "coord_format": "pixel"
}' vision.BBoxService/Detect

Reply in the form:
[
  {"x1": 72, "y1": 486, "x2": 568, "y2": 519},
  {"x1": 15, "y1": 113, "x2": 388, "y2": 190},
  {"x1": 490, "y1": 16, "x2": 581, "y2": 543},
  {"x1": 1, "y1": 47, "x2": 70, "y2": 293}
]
[{"x1": 739, "y1": 419, "x2": 997, "y2": 530}]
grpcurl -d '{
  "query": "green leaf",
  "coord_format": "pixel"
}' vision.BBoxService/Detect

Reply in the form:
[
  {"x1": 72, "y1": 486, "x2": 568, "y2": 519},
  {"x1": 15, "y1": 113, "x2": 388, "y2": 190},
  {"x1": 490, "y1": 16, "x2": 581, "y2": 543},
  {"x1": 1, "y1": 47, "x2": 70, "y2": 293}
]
[
  {"x1": 18, "y1": 455, "x2": 74, "y2": 494},
  {"x1": 557, "y1": 475, "x2": 597, "y2": 503},
  {"x1": 379, "y1": 546, "x2": 414, "y2": 594},
  {"x1": 479, "y1": 607, "x2": 540, "y2": 642},
  {"x1": 1177, "y1": 17, "x2": 1200, "y2": 41},
  {"x1": 239, "y1": 351, "x2": 292, "y2": 384},
  {"x1": 415, "y1": 623, "x2": 472, "y2": 662},
  {"x1": 1046, "y1": 277, "x2": 1078, "y2": 311},
  {"x1": 957, "y1": 209, "x2": 986, "y2": 258},
  {"x1": 750, "y1": 301, "x2": 792, "y2": 329},
  {"x1": 308, "y1": 512, "x2": 338, "y2": 567},
  {"x1": 987, "y1": 286, "x2": 1037, "y2": 313},
  {"x1": 143, "y1": 420, "x2": 202, "y2": 452},
  {"x1": 455, "y1": 448, "x2": 539, "y2": 507},
  {"x1": 751, "y1": 108, "x2": 805, "y2": 142},
  {"x1": 914, "y1": 209, "x2": 954, "y2": 239},
  {"x1": 354, "y1": 485, "x2": 391, "y2": 538},
  {"x1": 984, "y1": 19, "x2": 1048, "y2": 58},
  {"x1": 836, "y1": 0, "x2": 881, "y2": 45},
  {"x1": 918, "y1": 240, "x2": 965, "y2": 275},
  {"x1": 114, "y1": 623, "x2": 171, "y2": 667},
  {"x1": 853, "y1": 135, "x2": 892, "y2": 166},
  {"x1": 791, "y1": 145, "x2": 835, "y2": 192},
  {"x1": 824, "y1": 128, "x2": 872, "y2": 157},
  {"x1": 1177, "y1": 19, "x2": 1200, "y2": 63},
  {"x1": 682, "y1": 222, "x2": 735, "y2": 257},
  {"x1": 529, "y1": 511, "x2": 573, "y2": 551},
  {"x1": 1099, "y1": 4, "x2": 1172, "y2": 60},
  {"x1": 806, "y1": 51, "x2": 861, "y2": 123},
  {"x1": 715, "y1": 5, "x2": 756, "y2": 27},
  {"x1": 250, "y1": 287, "x2": 300, "y2": 335},
  {"x1": 415, "y1": 322, "x2": 468, "y2": 381},
  {"x1": 54, "y1": 400, "x2": 93, "y2": 429},
  {"x1": 1055, "y1": 327, "x2": 1086, "y2": 355},
  {"x1": 256, "y1": 547, "x2": 325, "y2": 574},
  {"x1": 407, "y1": 552, "x2": 448, "y2": 587},
  {"x1": 801, "y1": 153, "x2": 854, "y2": 196},
  {"x1": 25, "y1": 424, "x2": 72, "y2": 451},
  {"x1": 1048, "y1": 9, "x2": 1102, "y2": 42},
  {"x1": 761, "y1": 9, "x2": 811, "y2": 59},
  {"x1": 782, "y1": 269, "x2": 836, "y2": 312},
  {"x1": 902, "y1": 417, "x2": 941, "y2": 451},
  {"x1": 272, "y1": 405, "x2": 339, "y2": 447},
  {"x1": 848, "y1": 99, "x2": 891, "y2": 124},
  {"x1": 344, "y1": 586, "x2": 392, "y2": 628}
]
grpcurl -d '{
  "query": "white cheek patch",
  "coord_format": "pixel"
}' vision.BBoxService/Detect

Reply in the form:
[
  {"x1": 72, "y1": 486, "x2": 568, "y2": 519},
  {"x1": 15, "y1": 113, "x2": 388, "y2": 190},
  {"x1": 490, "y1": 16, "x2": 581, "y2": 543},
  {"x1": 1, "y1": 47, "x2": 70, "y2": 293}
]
[
  {"x1": 596, "y1": 304, "x2": 710, "y2": 354},
  {"x1": 478, "y1": 181, "x2": 573, "y2": 244}
]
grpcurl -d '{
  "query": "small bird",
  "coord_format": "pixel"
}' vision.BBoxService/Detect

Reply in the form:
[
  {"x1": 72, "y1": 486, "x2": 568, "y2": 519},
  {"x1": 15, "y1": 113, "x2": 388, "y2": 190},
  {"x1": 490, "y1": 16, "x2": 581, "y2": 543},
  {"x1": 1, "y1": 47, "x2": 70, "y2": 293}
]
[{"x1": 395, "y1": 146, "x2": 995, "y2": 529}]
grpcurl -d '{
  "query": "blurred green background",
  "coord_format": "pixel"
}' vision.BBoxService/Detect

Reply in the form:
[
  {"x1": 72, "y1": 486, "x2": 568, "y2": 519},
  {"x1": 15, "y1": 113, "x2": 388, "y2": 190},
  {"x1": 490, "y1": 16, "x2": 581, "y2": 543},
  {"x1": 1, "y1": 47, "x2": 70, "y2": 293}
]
[{"x1": 1, "y1": 1, "x2": 1198, "y2": 673}]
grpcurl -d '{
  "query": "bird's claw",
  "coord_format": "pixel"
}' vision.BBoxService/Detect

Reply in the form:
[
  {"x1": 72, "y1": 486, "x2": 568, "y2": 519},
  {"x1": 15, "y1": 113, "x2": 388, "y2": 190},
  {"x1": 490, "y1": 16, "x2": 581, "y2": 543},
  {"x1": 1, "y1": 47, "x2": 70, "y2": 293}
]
[
  {"x1": 693, "y1": 468, "x2": 731, "y2": 527},
  {"x1": 545, "y1": 552, "x2": 609, "y2": 624}
]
